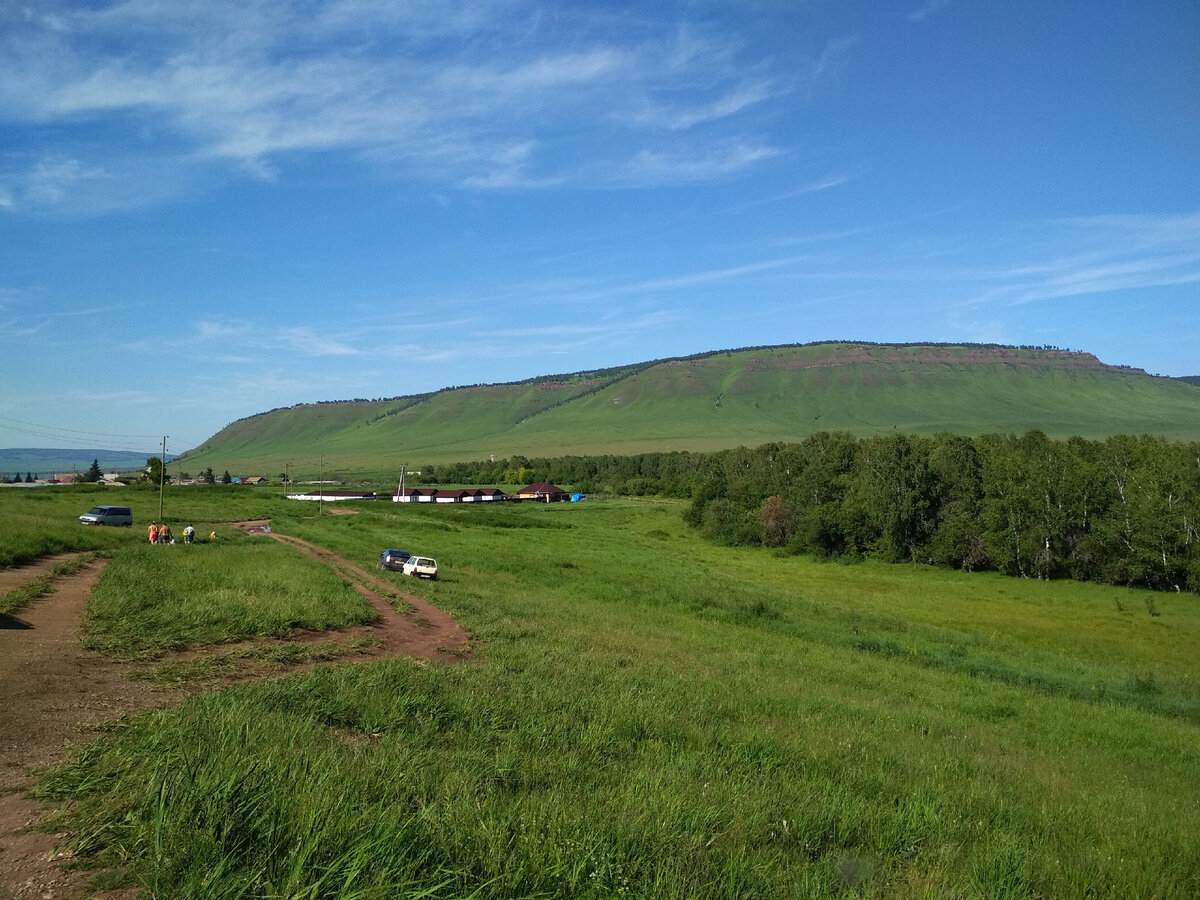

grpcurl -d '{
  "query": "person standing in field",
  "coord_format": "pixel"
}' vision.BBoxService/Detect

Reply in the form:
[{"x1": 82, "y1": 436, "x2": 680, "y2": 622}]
[
  {"x1": 183, "y1": 524, "x2": 195, "y2": 544},
  {"x1": 158, "y1": 522, "x2": 173, "y2": 544},
  {"x1": 148, "y1": 522, "x2": 158, "y2": 545}
]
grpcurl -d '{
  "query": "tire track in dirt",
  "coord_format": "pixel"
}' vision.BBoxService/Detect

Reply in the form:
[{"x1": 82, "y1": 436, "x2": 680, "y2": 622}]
[
  {"x1": 1, "y1": 556, "x2": 169, "y2": 900},
  {"x1": 240, "y1": 524, "x2": 470, "y2": 660},
  {"x1": 0, "y1": 528, "x2": 472, "y2": 899}
]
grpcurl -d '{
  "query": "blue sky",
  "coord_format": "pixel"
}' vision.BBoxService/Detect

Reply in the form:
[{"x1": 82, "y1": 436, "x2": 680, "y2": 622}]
[{"x1": 2, "y1": 0, "x2": 1197, "y2": 455}]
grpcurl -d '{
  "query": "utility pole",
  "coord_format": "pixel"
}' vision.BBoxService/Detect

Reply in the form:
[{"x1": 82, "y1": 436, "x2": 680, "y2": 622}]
[{"x1": 158, "y1": 435, "x2": 167, "y2": 522}]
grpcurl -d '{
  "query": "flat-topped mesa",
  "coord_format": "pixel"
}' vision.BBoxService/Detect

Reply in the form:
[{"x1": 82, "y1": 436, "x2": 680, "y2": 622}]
[{"x1": 697, "y1": 344, "x2": 1151, "y2": 375}]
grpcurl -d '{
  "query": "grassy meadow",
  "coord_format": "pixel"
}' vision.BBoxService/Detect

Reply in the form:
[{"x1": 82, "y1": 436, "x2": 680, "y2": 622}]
[
  {"x1": 82, "y1": 540, "x2": 379, "y2": 657},
  {"x1": 3, "y1": 485, "x2": 1199, "y2": 897}
]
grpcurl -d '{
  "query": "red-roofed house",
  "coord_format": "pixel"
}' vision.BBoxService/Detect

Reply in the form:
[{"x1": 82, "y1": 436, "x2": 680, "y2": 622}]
[
  {"x1": 517, "y1": 481, "x2": 569, "y2": 502},
  {"x1": 393, "y1": 488, "x2": 437, "y2": 503}
]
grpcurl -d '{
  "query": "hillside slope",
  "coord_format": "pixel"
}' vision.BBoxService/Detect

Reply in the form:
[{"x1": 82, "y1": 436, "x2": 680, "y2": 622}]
[{"x1": 179, "y1": 343, "x2": 1200, "y2": 477}]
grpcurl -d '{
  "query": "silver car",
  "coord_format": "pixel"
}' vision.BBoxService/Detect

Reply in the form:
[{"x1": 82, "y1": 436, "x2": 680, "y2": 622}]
[{"x1": 79, "y1": 505, "x2": 133, "y2": 526}]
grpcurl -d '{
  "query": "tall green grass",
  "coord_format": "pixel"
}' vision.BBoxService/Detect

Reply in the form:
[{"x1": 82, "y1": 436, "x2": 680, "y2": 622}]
[
  {"x1": 0, "y1": 486, "x2": 143, "y2": 566},
  {"x1": 32, "y1": 500, "x2": 1200, "y2": 897},
  {"x1": 0, "y1": 482, "x2": 350, "y2": 566},
  {"x1": 82, "y1": 539, "x2": 378, "y2": 656},
  {"x1": 0, "y1": 482, "x2": 333, "y2": 569}
]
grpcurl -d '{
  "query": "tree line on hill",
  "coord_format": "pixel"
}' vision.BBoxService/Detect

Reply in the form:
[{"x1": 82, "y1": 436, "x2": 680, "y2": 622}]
[{"x1": 424, "y1": 431, "x2": 1200, "y2": 594}]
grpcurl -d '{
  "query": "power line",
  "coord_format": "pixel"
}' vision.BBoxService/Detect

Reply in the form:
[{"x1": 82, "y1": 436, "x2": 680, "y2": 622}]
[
  {"x1": 0, "y1": 414, "x2": 173, "y2": 451},
  {"x1": 0, "y1": 413, "x2": 162, "y2": 440}
]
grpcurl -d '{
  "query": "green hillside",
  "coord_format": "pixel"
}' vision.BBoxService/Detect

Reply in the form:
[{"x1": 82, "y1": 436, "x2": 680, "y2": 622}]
[{"x1": 179, "y1": 343, "x2": 1200, "y2": 478}]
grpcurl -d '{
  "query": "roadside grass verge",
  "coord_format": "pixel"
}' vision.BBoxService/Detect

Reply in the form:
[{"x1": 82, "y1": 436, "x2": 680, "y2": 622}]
[
  {"x1": 34, "y1": 499, "x2": 1200, "y2": 897},
  {"x1": 0, "y1": 551, "x2": 106, "y2": 615},
  {"x1": 82, "y1": 540, "x2": 379, "y2": 657}
]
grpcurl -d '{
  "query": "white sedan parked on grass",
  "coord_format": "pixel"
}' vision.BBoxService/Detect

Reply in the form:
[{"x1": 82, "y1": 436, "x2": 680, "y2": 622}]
[{"x1": 402, "y1": 556, "x2": 438, "y2": 580}]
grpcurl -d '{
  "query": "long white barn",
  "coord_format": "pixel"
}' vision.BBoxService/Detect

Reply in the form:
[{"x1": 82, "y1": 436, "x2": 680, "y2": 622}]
[
  {"x1": 393, "y1": 488, "x2": 509, "y2": 503},
  {"x1": 287, "y1": 490, "x2": 377, "y2": 502}
]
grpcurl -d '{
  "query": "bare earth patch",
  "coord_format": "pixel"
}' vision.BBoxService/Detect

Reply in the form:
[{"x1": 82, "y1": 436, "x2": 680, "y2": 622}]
[{"x1": 0, "y1": 526, "x2": 471, "y2": 899}]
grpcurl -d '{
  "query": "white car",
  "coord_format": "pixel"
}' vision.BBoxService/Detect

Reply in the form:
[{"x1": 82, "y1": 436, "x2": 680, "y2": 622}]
[{"x1": 402, "y1": 556, "x2": 438, "y2": 580}]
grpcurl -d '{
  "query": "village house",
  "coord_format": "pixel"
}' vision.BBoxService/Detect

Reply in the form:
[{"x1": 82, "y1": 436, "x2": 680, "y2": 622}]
[
  {"x1": 517, "y1": 481, "x2": 569, "y2": 502},
  {"x1": 393, "y1": 488, "x2": 437, "y2": 503}
]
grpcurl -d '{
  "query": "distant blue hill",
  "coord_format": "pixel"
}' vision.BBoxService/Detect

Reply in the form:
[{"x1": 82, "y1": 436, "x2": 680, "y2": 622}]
[{"x1": 0, "y1": 448, "x2": 176, "y2": 479}]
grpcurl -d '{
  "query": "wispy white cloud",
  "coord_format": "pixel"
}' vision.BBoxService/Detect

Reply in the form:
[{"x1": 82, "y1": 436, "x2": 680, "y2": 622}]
[
  {"x1": 280, "y1": 327, "x2": 360, "y2": 357},
  {"x1": 733, "y1": 169, "x2": 866, "y2": 212},
  {"x1": 0, "y1": 295, "x2": 129, "y2": 342},
  {"x1": 772, "y1": 226, "x2": 877, "y2": 248},
  {"x1": 126, "y1": 319, "x2": 362, "y2": 359},
  {"x1": 199, "y1": 369, "x2": 328, "y2": 414},
  {"x1": 23, "y1": 156, "x2": 109, "y2": 206},
  {"x1": 964, "y1": 212, "x2": 1200, "y2": 307},
  {"x1": 64, "y1": 388, "x2": 157, "y2": 407},
  {"x1": 620, "y1": 258, "x2": 802, "y2": 294},
  {"x1": 623, "y1": 141, "x2": 782, "y2": 184},
  {"x1": 437, "y1": 48, "x2": 626, "y2": 98},
  {"x1": 2, "y1": 1, "x2": 804, "y2": 213},
  {"x1": 489, "y1": 310, "x2": 679, "y2": 341},
  {"x1": 195, "y1": 319, "x2": 246, "y2": 341},
  {"x1": 628, "y1": 81, "x2": 776, "y2": 131},
  {"x1": 811, "y1": 35, "x2": 859, "y2": 85},
  {"x1": 0, "y1": 320, "x2": 48, "y2": 339},
  {"x1": 908, "y1": 0, "x2": 955, "y2": 23},
  {"x1": 458, "y1": 142, "x2": 565, "y2": 190}
]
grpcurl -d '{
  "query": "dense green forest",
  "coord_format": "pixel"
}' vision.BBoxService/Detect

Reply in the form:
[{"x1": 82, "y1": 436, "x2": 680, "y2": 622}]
[{"x1": 425, "y1": 432, "x2": 1200, "y2": 594}]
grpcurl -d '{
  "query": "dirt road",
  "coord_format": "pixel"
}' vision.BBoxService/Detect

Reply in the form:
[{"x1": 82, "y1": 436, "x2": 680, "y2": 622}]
[{"x1": 0, "y1": 529, "x2": 470, "y2": 899}]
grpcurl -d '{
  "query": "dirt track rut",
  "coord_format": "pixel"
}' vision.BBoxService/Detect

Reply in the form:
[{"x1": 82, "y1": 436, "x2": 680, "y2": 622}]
[{"x1": 0, "y1": 529, "x2": 470, "y2": 899}]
